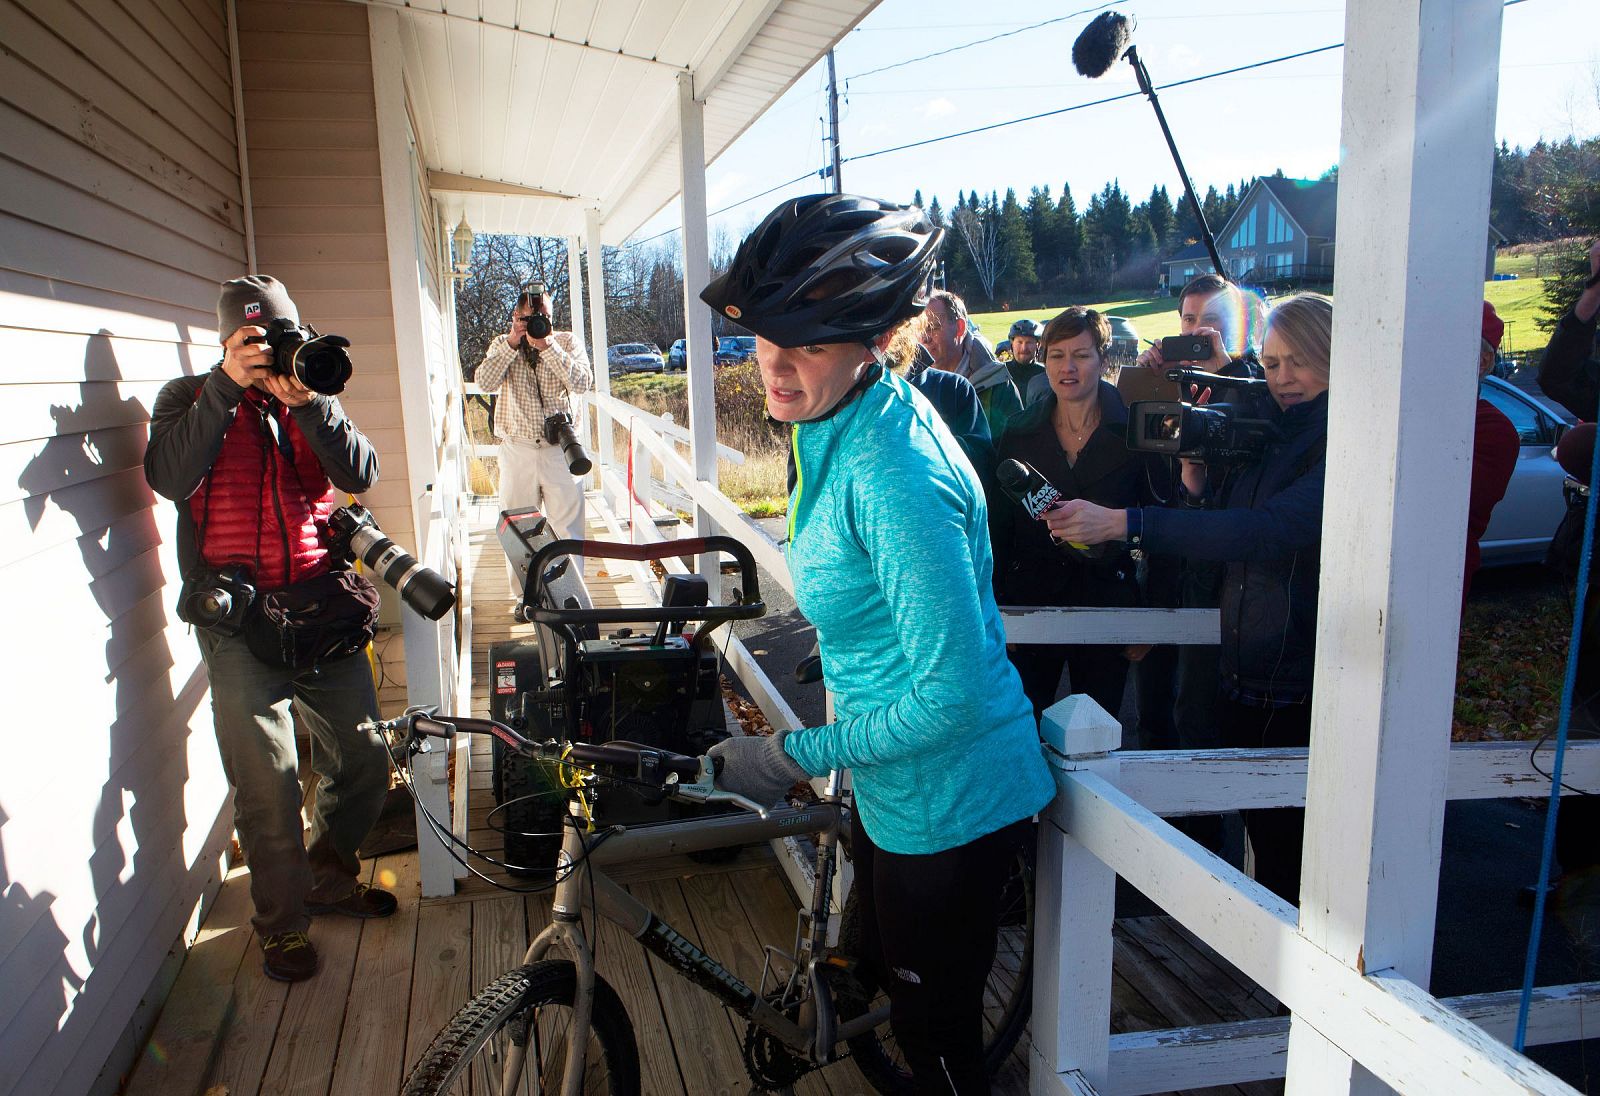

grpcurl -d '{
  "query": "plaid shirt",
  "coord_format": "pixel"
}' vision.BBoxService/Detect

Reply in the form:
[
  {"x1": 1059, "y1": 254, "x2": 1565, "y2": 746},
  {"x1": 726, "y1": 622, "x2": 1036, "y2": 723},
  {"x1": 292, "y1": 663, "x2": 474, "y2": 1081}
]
[{"x1": 475, "y1": 331, "x2": 594, "y2": 443}]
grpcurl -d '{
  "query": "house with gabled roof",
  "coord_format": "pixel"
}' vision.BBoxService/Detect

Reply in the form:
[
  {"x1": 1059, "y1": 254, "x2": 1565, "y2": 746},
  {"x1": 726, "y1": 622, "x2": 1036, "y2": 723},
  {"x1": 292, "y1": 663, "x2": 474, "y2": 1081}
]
[{"x1": 1163, "y1": 175, "x2": 1504, "y2": 290}]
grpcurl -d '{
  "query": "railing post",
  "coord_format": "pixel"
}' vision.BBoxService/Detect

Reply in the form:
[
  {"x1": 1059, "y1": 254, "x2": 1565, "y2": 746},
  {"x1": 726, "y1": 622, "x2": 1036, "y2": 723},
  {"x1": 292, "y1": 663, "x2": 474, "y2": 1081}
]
[{"x1": 1033, "y1": 695, "x2": 1122, "y2": 1094}]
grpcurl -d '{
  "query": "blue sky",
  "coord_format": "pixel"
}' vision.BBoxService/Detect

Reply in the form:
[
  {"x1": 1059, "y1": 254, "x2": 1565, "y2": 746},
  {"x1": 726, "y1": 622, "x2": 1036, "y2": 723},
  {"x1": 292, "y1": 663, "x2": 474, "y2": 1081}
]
[{"x1": 629, "y1": 0, "x2": 1596, "y2": 248}]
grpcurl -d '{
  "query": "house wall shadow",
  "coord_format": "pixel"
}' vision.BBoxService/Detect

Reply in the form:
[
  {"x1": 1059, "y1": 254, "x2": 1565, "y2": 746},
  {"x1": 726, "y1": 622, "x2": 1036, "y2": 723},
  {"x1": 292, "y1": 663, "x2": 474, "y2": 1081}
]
[{"x1": 6, "y1": 329, "x2": 209, "y2": 1089}]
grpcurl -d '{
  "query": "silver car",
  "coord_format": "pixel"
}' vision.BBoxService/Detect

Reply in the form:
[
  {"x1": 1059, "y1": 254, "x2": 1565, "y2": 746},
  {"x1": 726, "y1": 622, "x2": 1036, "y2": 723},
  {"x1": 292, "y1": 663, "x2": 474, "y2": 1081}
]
[{"x1": 1478, "y1": 375, "x2": 1572, "y2": 566}]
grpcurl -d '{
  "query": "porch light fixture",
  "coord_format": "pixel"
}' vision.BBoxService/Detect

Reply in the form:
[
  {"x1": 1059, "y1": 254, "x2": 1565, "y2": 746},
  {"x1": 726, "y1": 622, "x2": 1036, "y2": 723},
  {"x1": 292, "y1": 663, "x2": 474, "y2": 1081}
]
[{"x1": 450, "y1": 218, "x2": 475, "y2": 280}]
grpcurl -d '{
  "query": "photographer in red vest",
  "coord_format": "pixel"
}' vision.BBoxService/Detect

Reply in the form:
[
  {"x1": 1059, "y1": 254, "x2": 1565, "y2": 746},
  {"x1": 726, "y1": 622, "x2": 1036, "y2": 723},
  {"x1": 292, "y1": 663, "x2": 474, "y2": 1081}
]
[{"x1": 144, "y1": 275, "x2": 395, "y2": 983}]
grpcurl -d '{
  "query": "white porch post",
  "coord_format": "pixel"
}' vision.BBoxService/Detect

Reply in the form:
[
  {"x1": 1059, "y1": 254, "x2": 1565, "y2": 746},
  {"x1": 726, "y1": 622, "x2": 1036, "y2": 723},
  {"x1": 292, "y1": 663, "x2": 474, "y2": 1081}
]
[
  {"x1": 1033, "y1": 697, "x2": 1122, "y2": 1094},
  {"x1": 370, "y1": 5, "x2": 454, "y2": 897},
  {"x1": 677, "y1": 71, "x2": 719, "y2": 584},
  {"x1": 585, "y1": 208, "x2": 614, "y2": 479},
  {"x1": 1288, "y1": 1, "x2": 1504, "y2": 1092},
  {"x1": 567, "y1": 235, "x2": 587, "y2": 361}
]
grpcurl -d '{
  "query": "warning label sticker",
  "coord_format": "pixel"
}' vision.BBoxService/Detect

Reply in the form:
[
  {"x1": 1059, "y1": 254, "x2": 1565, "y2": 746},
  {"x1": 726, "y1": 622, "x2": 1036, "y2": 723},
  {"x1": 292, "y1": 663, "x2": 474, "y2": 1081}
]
[{"x1": 495, "y1": 660, "x2": 516, "y2": 695}]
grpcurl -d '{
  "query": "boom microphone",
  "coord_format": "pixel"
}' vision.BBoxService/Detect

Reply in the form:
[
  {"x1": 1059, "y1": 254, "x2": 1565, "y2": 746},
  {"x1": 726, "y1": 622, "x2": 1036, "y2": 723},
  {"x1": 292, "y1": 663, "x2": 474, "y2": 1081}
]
[
  {"x1": 1070, "y1": 8, "x2": 1226, "y2": 279},
  {"x1": 1072, "y1": 11, "x2": 1131, "y2": 78}
]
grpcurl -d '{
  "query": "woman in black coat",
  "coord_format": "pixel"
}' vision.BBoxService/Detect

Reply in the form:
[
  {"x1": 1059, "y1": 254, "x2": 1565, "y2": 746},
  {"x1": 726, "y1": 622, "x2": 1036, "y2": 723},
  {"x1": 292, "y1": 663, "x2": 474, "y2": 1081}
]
[{"x1": 993, "y1": 306, "x2": 1161, "y2": 719}]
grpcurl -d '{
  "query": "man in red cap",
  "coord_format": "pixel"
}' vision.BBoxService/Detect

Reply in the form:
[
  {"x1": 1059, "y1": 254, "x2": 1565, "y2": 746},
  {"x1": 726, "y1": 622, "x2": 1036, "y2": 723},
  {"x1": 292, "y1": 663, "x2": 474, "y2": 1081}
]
[{"x1": 1464, "y1": 300, "x2": 1518, "y2": 605}]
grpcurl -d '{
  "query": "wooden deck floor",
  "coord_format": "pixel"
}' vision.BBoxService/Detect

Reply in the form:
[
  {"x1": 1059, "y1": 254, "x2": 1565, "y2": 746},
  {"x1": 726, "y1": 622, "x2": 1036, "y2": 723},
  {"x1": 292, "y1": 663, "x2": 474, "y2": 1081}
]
[{"x1": 121, "y1": 498, "x2": 1282, "y2": 1096}]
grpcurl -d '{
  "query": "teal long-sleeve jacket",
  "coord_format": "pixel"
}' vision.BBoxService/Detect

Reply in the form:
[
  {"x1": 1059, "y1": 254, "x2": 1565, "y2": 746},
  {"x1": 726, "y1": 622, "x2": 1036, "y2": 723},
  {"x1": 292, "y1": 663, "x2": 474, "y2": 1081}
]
[{"x1": 780, "y1": 369, "x2": 1055, "y2": 855}]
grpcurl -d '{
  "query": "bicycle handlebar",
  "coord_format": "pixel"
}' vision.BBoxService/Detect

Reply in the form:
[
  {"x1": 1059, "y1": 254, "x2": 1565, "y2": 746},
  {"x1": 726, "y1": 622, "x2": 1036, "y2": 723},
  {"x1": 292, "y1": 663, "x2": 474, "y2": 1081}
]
[{"x1": 361, "y1": 708, "x2": 771, "y2": 815}]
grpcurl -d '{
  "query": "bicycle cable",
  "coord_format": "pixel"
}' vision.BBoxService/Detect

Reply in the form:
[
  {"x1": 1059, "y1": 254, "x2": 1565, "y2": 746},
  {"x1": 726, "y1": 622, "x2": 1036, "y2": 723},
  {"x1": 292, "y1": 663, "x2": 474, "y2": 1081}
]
[{"x1": 381, "y1": 739, "x2": 628, "y2": 895}]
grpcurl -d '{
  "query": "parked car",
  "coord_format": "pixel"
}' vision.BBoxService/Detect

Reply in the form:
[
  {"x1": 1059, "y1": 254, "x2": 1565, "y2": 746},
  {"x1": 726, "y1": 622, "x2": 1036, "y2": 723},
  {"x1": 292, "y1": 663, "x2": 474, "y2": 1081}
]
[
  {"x1": 666, "y1": 339, "x2": 686, "y2": 371},
  {"x1": 715, "y1": 335, "x2": 757, "y2": 366},
  {"x1": 1105, "y1": 315, "x2": 1139, "y2": 361},
  {"x1": 1478, "y1": 374, "x2": 1572, "y2": 566},
  {"x1": 607, "y1": 342, "x2": 664, "y2": 375}
]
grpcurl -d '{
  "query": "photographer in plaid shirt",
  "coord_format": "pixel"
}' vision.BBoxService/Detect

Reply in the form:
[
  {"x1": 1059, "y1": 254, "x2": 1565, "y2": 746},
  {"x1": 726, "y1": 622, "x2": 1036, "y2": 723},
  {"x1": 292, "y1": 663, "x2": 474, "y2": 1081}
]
[{"x1": 477, "y1": 284, "x2": 595, "y2": 587}]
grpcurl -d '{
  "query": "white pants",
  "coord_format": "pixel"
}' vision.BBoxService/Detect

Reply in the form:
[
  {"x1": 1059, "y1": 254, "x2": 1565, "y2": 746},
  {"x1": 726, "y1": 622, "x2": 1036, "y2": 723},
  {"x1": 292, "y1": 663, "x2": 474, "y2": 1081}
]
[{"x1": 498, "y1": 435, "x2": 587, "y2": 593}]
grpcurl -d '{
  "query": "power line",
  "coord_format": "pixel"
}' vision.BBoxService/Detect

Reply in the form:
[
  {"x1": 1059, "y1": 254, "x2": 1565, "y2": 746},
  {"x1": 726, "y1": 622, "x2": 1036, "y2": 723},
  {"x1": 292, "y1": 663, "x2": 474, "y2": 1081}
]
[
  {"x1": 622, "y1": 168, "x2": 821, "y2": 249},
  {"x1": 845, "y1": 2, "x2": 1117, "y2": 82},
  {"x1": 843, "y1": 42, "x2": 1345, "y2": 165}
]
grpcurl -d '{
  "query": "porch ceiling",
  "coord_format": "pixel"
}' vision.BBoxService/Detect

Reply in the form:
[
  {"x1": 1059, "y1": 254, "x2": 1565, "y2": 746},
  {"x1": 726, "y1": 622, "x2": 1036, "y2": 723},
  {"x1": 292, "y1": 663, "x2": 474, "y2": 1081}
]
[{"x1": 357, "y1": 0, "x2": 877, "y2": 245}]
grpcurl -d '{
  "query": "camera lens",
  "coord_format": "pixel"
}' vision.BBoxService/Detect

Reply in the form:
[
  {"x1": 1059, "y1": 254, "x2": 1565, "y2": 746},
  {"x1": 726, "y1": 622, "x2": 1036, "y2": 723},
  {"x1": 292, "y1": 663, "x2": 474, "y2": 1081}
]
[
  {"x1": 190, "y1": 588, "x2": 231, "y2": 628},
  {"x1": 292, "y1": 340, "x2": 353, "y2": 396},
  {"x1": 524, "y1": 313, "x2": 552, "y2": 340},
  {"x1": 1158, "y1": 414, "x2": 1181, "y2": 440}
]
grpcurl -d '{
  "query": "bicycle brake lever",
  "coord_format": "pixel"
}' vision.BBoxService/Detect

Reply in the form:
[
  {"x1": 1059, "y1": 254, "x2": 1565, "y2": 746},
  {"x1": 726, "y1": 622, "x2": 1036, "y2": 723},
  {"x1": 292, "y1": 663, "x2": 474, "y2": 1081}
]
[{"x1": 670, "y1": 757, "x2": 771, "y2": 819}]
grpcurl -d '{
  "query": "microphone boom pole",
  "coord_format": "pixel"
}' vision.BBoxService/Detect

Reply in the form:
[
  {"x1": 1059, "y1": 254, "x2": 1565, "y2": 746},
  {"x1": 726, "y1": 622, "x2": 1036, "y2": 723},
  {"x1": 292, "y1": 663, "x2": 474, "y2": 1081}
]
[{"x1": 1125, "y1": 45, "x2": 1227, "y2": 279}]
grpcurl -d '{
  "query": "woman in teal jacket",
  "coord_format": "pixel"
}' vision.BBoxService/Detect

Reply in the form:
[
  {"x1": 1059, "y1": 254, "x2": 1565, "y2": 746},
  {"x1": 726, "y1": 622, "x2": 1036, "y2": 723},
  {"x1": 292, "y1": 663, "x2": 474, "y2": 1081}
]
[{"x1": 704, "y1": 194, "x2": 1054, "y2": 1094}]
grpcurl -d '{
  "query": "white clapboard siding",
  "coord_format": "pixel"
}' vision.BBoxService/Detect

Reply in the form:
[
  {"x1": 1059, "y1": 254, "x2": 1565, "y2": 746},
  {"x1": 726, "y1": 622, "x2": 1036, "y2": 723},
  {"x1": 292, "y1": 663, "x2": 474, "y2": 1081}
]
[
  {"x1": 239, "y1": 0, "x2": 413, "y2": 541},
  {"x1": 0, "y1": 1, "x2": 241, "y2": 1093}
]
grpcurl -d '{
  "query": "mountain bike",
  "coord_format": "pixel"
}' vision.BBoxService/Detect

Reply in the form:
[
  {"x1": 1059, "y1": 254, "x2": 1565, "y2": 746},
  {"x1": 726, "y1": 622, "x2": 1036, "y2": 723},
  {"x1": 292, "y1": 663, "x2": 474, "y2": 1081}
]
[{"x1": 379, "y1": 708, "x2": 1034, "y2": 1096}]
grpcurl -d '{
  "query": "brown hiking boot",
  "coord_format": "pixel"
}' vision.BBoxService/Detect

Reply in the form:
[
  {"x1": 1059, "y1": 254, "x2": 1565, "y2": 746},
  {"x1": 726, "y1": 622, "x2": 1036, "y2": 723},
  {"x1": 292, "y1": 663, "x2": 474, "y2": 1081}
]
[
  {"x1": 306, "y1": 882, "x2": 398, "y2": 919},
  {"x1": 261, "y1": 930, "x2": 319, "y2": 982}
]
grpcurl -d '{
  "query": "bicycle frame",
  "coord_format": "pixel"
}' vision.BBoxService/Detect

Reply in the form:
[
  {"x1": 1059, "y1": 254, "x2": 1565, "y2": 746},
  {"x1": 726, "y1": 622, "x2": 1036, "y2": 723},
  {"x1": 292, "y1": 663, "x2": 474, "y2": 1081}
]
[{"x1": 522, "y1": 773, "x2": 884, "y2": 1096}]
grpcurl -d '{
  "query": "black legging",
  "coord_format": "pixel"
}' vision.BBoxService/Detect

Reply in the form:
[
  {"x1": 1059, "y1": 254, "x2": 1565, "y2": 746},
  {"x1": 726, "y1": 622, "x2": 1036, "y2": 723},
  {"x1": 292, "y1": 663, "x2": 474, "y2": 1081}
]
[
  {"x1": 1217, "y1": 694, "x2": 1312, "y2": 904},
  {"x1": 1009, "y1": 642, "x2": 1129, "y2": 723},
  {"x1": 850, "y1": 811, "x2": 1030, "y2": 1094}
]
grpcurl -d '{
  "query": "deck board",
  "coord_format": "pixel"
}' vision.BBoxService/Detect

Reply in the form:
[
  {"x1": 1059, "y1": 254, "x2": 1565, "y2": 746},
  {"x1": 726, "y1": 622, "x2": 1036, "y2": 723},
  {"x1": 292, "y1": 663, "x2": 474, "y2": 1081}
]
[{"x1": 123, "y1": 498, "x2": 1288, "y2": 1096}]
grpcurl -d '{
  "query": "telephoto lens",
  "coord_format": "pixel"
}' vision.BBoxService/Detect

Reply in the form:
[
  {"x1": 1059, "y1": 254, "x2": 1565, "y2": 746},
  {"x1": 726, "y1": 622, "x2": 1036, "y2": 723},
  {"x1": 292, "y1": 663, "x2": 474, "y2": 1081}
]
[
  {"x1": 329, "y1": 505, "x2": 456, "y2": 620},
  {"x1": 542, "y1": 412, "x2": 592, "y2": 475}
]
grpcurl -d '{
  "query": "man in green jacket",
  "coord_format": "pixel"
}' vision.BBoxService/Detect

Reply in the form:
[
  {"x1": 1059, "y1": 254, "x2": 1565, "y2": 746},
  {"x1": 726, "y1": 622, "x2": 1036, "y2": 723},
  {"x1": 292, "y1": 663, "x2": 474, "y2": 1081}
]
[{"x1": 920, "y1": 290, "x2": 1024, "y2": 441}]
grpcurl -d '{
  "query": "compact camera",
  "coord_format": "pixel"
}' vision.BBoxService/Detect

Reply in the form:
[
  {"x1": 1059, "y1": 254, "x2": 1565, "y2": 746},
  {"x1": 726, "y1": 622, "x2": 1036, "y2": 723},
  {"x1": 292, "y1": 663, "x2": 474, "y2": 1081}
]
[
  {"x1": 178, "y1": 565, "x2": 257, "y2": 635},
  {"x1": 543, "y1": 412, "x2": 592, "y2": 476},
  {"x1": 249, "y1": 317, "x2": 354, "y2": 396}
]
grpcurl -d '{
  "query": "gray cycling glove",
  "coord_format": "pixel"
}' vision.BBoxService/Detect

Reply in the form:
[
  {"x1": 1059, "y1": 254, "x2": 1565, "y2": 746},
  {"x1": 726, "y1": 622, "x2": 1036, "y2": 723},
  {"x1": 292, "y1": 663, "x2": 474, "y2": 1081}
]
[{"x1": 708, "y1": 730, "x2": 811, "y2": 806}]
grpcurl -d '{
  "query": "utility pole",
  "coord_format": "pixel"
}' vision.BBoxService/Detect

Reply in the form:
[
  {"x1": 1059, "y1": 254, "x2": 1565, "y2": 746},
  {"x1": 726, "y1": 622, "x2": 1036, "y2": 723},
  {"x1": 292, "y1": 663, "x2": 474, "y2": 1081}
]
[{"x1": 825, "y1": 48, "x2": 843, "y2": 194}]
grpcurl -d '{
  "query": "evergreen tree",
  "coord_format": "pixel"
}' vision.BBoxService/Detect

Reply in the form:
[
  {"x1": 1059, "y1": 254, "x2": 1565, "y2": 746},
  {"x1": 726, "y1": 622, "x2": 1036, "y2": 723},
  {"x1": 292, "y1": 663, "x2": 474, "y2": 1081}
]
[
  {"x1": 1056, "y1": 182, "x2": 1083, "y2": 286},
  {"x1": 998, "y1": 187, "x2": 1037, "y2": 299},
  {"x1": 1145, "y1": 184, "x2": 1175, "y2": 252},
  {"x1": 1025, "y1": 186, "x2": 1057, "y2": 279}
]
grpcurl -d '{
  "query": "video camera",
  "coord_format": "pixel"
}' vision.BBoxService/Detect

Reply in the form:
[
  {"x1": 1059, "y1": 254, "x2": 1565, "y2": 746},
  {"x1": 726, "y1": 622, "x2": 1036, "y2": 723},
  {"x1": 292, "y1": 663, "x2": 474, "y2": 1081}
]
[
  {"x1": 248, "y1": 317, "x2": 354, "y2": 396},
  {"x1": 1126, "y1": 367, "x2": 1277, "y2": 465}
]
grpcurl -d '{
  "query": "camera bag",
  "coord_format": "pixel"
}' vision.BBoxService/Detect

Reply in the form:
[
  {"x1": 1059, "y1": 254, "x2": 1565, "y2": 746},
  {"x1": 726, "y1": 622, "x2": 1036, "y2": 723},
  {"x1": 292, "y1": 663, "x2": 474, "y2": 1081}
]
[{"x1": 245, "y1": 568, "x2": 380, "y2": 671}]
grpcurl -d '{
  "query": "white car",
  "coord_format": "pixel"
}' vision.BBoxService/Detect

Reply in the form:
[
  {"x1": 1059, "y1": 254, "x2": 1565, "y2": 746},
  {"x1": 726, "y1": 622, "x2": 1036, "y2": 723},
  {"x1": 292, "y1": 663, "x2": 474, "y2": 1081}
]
[{"x1": 1478, "y1": 375, "x2": 1572, "y2": 566}]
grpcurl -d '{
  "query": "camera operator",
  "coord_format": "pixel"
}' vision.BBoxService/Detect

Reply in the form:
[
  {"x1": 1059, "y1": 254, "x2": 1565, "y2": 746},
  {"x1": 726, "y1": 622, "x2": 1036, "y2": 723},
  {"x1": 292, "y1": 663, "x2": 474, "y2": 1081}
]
[
  {"x1": 1534, "y1": 239, "x2": 1600, "y2": 899},
  {"x1": 1051, "y1": 293, "x2": 1333, "y2": 903},
  {"x1": 1134, "y1": 275, "x2": 1266, "y2": 793},
  {"x1": 476, "y1": 283, "x2": 595, "y2": 585},
  {"x1": 143, "y1": 275, "x2": 394, "y2": 983}
]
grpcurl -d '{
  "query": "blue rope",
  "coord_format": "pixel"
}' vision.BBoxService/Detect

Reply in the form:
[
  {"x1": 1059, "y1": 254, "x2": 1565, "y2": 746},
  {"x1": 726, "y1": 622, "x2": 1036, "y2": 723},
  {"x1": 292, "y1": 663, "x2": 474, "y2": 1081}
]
[{"x1": 1513, "y1": 423, "x2": 1600, "y2": 1051}]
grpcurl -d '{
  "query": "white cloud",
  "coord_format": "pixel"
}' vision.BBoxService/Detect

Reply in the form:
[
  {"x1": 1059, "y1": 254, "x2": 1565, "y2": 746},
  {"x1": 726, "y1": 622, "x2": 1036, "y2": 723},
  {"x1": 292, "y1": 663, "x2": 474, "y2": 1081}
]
[{"x1": 922, "y1": 97, "x2": 956, "y2": 120}]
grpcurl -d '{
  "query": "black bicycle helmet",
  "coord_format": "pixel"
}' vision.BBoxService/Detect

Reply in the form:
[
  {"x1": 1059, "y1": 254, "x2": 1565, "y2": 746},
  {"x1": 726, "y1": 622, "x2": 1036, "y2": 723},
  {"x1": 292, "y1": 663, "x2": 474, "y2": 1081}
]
[
  {"x1": 1008, "y1": 318, "x2": 1044, "y2": 339},
  {"x1": 699, "y1": 194, "x2": 943, "y2": 348}
]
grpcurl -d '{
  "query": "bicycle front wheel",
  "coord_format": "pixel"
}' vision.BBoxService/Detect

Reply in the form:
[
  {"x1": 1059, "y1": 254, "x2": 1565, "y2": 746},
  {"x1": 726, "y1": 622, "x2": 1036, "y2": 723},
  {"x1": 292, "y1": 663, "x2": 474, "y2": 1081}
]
[
  {"x1": 401, "y1": 960, "x2": 640, "y2": 1096},
  {"x1": 837, "y1": 839, "x2": 1034, "y2": 1095}
]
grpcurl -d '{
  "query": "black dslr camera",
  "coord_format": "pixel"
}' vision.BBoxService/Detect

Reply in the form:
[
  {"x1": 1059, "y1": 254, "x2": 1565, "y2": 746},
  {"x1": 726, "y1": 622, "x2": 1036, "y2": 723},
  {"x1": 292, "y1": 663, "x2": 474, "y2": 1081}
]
[
  {"x1": 250, "y1": 317, "x2": 354, "y2": 396},
  {"x1": 519, "y1": 311, "x2": 553, "y2": 341},
  {"x1": 328, "y1": 505, "x2": 456, "y2": 620},
  {"x1": 543, "y1": 411, "x2": 592, "y2": 475},
  {"x1": 1126, "y1": 367, "x2": 1277, "y2": 465},
  {"x1": 178, "y1": 565, "x2": 257, "y2": 635}
]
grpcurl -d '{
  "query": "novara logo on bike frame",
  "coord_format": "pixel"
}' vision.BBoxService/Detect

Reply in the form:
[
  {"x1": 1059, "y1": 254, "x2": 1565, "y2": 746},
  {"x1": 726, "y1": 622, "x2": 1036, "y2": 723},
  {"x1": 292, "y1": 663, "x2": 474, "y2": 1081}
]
[{"x1": 641, "y1": 914, "x2": 756, "y2": 1006}]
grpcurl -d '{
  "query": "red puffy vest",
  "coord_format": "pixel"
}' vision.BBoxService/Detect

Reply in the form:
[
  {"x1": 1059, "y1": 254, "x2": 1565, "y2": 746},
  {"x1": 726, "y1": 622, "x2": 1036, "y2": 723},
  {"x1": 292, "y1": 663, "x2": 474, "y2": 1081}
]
[{"x1": 189, "y1": 390, "x2": 339, "y2": 587}]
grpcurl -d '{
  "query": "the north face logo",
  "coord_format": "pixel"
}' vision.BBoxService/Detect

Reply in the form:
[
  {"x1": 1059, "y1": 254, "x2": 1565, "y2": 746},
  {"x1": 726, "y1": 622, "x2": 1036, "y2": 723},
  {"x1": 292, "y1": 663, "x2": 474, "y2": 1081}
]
[{"x1": 244, "y1": 302, "x2": 262, "y2": 319}]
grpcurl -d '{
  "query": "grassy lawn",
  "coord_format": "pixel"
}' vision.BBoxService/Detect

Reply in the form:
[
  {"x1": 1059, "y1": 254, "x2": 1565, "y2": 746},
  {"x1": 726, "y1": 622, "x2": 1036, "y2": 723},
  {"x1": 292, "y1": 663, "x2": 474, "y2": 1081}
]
[{"x1": 974, "y1": 270, "x2": 1559, "y2": 357}]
